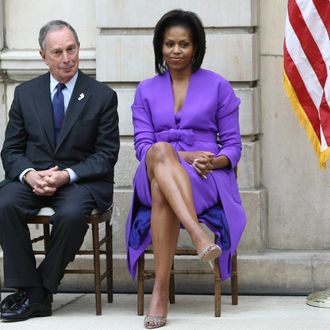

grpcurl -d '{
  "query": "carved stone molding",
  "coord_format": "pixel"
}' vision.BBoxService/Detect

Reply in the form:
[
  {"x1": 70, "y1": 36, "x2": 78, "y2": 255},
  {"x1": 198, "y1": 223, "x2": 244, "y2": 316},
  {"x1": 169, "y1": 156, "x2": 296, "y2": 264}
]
[{"x1": 0, "y1": 49, "x2": 96, "y2": 81}]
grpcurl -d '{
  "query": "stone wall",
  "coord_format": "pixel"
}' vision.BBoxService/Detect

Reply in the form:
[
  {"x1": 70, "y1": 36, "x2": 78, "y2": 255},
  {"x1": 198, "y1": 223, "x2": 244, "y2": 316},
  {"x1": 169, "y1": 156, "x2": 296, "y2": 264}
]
[{"x1": 0, "y1": 0, "x2": 329, "y2": 295}]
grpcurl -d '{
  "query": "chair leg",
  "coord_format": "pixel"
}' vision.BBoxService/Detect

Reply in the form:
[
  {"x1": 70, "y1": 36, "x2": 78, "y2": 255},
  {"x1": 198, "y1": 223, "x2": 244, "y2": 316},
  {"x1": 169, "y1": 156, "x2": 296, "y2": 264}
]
[
  {"x1": 214, "y1": 257, "x2": 221, "y2": 317},
  {"x1": 231, "y1": 251, "x2": 238, "y2": 305},
  {"x1": 106, "y1": 220, "x2": 113, "y2": 303},
  {"x1": 92, "y1": 222, "x2": 102, "y2": 315},
  {"x1": 137, "y1": 254, "x2": 145, "y2": 315},
  {"x1": 169, "y1": 261, "x2": 175, "y2": 304},
  {"x1": 43, "y1": 224, "x2": 50, "y2": 250},
  {"x1": 42, "y1": 223, "x2": 54, "y2": 303}
]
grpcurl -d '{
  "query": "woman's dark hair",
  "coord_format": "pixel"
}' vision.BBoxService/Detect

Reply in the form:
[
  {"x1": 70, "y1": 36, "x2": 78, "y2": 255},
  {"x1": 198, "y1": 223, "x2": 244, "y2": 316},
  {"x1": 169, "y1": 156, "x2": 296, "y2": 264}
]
[{"x1": 153, "y1": 9, "x2": 206, "y2": 74}]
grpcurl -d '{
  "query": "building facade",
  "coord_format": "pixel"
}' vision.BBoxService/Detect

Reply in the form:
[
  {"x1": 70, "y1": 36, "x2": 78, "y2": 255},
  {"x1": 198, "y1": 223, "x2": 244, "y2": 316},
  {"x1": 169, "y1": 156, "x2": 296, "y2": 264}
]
[{"x1": 0, "y1": 0, "x2": 329, "y2": 295}]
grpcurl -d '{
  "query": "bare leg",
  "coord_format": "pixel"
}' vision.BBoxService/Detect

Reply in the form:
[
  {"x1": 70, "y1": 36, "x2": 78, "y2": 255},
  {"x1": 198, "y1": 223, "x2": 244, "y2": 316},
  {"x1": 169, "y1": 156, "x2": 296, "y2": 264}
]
[
  {"x1": 146, "y1": 142, "x2": 214, "y2": 253},
  {"x1": 147, "y1": 178, "x2": 180, "y2": 322},
  {"x1": 144, "y1": 142, "x2": 220, "y2": 327}
]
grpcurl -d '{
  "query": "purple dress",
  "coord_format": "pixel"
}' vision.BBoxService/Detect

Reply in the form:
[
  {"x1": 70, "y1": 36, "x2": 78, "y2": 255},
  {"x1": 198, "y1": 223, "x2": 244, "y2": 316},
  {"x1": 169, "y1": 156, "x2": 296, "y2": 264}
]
[{"x1": 126, "y1": 68, "x2": 246, "y2": 281}]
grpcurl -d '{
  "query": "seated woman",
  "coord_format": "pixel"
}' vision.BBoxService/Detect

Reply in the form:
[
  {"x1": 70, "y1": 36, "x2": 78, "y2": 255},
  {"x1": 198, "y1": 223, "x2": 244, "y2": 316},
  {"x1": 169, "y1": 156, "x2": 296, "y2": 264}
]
[{"x1": 126, "y1": 9, "x2": 246, "y2": 329}]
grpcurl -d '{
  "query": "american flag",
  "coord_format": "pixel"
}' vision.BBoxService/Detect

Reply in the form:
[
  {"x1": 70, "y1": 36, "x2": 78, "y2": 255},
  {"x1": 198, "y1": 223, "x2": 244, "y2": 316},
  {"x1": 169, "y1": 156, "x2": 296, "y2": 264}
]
[{"x1": 283, "y1": 0, "x2": 330, "y2": 168}]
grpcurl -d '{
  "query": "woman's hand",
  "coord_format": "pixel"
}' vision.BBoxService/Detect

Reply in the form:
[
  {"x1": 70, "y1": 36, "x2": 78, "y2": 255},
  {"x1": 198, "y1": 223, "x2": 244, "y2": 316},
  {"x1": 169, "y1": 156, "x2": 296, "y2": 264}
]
[{"x1": 179, "y1": 151, "x2": 214, "y2": 178}]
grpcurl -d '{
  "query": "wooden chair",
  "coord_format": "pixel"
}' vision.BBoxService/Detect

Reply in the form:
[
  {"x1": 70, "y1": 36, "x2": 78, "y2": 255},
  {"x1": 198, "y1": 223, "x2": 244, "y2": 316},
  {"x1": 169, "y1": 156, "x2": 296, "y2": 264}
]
[
  {"x1": 137, "y1": 238, "x2": 237, "y2": 317},
  {"x1": 29, "y1": 206, "x2": 113, "y2": 315},
  {"x1": 137, "y1": 166, "x2": 239, "y2": 317}
]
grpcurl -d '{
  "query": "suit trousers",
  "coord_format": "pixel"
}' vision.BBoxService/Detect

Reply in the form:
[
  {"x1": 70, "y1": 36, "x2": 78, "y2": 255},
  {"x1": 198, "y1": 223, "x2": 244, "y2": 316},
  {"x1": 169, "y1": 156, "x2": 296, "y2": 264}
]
[{"x1": 0, "y1": 181, "x2": 96, "y2": 293}]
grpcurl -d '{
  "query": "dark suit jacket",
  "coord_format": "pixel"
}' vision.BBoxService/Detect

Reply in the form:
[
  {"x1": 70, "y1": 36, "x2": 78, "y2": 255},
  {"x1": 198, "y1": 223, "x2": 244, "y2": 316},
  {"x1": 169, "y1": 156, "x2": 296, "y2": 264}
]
[{"x1": 1, "y1": 70, "x2": 120, "y2": 211}]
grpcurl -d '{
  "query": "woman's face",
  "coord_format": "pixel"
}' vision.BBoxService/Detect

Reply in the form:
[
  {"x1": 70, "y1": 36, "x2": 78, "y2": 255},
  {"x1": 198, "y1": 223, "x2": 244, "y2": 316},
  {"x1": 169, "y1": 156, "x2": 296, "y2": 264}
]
[{"x1": 162, "y1": 26, "x2": 195, "y2": 73}]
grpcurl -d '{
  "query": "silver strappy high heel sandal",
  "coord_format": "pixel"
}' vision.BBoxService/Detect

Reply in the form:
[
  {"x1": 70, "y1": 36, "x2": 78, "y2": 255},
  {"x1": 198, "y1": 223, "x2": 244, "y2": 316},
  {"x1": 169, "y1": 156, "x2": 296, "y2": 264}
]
[{"x1": 144, "y1": 315, "x2": 167, "y2": 329}]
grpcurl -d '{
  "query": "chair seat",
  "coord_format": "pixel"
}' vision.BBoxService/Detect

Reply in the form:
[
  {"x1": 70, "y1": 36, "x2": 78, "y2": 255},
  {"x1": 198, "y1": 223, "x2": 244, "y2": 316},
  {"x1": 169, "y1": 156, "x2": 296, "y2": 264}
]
[
  {"x1": 36, "y1": 206, "x2": 115, "y2": 226},
  {"x1": 37, "y1": 207, "x2": 103, "y2": 216}
]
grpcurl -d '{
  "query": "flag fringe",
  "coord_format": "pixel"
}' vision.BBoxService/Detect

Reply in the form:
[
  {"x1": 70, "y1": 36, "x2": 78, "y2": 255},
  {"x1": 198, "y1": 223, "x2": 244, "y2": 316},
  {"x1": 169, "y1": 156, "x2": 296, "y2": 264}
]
[{"x1": 283, "y1": 71, "x2": 330, "y2": 168}]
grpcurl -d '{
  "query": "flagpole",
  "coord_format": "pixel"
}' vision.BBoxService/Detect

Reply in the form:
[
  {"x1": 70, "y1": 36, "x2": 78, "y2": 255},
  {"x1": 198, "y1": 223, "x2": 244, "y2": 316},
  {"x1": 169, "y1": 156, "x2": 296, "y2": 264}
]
[{"x1": 306, "y1": 288, "x2": 330, "y2": 308}]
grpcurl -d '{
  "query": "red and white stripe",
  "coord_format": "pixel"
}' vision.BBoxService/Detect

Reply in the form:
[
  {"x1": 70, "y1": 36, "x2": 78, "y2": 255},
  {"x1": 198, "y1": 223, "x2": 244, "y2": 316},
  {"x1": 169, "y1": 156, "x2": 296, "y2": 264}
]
[{"x1": 284, "y1": 0, "x2": 330, "y2": 157}]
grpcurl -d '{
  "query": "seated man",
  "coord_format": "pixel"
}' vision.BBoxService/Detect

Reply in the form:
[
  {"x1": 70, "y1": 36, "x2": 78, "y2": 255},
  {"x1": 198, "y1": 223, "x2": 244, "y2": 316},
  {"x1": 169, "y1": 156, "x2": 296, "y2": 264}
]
[{"x1": 0, "y1": 20, "x2": 119, "y2": 322}]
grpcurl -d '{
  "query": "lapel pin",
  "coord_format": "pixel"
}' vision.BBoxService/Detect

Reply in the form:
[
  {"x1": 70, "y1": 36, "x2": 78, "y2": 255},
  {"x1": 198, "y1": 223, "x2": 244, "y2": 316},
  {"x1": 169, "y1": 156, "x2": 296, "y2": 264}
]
[{"x1": 78, "y1": 93, "x2": 85, "y2": 101}]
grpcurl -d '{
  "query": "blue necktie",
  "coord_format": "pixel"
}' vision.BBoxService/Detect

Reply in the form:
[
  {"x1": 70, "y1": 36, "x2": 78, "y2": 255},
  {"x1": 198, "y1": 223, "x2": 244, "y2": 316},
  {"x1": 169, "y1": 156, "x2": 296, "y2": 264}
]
[{"x1": 52, "y1": 83, "x2": 66, "y2": 145}]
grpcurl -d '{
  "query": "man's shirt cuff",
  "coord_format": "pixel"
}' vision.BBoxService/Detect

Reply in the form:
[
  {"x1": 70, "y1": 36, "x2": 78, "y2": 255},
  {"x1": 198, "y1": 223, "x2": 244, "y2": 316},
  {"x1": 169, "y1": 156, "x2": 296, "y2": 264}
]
[
  {"x1": 64, "y1": 168, "x2": 78, "y2": 183},
  {"x1": 19, "y1": 168, "x2": 35, "y2": 183}
]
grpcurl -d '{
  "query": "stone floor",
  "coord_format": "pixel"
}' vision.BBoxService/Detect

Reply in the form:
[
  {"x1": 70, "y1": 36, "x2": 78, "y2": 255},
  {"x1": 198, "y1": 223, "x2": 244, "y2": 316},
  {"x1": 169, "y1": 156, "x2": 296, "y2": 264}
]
[{"x1": 1, "y1": 293, "x2": 330, "y2": 329}]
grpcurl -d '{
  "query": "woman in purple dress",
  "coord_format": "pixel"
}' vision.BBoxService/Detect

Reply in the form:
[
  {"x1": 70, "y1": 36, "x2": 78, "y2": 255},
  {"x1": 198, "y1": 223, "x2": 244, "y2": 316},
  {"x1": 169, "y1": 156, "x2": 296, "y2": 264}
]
[{"x1": 126, "y1": 9, "x2": 246, "y2": 329}]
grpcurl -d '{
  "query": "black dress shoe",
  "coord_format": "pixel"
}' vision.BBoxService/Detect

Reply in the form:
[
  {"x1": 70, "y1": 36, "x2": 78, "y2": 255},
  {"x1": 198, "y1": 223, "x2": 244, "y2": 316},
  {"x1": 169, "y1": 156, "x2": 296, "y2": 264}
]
[
  {"x1": 0, "y1": 296, "x2": 51, "y2": 322},
  {"x1": 0, "y1": 290, "x2": 26, "y2": 312}
]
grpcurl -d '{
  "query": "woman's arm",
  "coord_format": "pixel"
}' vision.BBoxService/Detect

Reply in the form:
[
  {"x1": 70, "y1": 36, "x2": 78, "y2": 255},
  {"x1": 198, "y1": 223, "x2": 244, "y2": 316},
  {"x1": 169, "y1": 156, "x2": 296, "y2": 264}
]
[
  {"x1": 212, "y1": 154, "x2": 230, "y2": 169},
  {"x1": 215, "y1": 79, "x2": 242, "y2": 169},
  {"x1": 182, "y1": 79, "x2": 241, "y2": 178},
  {"x1": 132, "y1": 84, "x2": 156, "y2": 161}
]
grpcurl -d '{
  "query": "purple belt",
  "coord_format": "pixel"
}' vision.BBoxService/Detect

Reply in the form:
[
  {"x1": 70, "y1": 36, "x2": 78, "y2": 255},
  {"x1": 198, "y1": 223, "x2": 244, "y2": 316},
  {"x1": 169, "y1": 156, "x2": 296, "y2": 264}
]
[{"x1": 154, "y1": 128, "x2": 216, "y2": 146}]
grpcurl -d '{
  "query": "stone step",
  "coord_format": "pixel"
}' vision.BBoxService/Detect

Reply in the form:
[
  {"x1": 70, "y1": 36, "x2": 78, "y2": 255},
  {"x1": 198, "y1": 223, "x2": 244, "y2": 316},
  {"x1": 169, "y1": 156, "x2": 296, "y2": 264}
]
[{"x1": 1, "y1": 251, "x2": 328, "y2": 295}]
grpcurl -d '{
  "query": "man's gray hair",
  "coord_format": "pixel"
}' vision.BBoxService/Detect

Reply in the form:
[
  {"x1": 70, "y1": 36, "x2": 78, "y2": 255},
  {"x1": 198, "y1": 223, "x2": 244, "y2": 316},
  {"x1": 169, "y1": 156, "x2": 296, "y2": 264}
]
[{"x1": 38, "y1": 20, "x2": 79, "y2": 50}]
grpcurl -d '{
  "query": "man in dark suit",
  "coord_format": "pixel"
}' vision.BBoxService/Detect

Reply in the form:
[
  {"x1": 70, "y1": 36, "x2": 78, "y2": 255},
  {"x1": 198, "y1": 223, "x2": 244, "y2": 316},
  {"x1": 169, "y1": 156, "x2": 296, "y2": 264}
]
[{"x1": 0, "y1": 20, "x2": 119, "y2": 322}]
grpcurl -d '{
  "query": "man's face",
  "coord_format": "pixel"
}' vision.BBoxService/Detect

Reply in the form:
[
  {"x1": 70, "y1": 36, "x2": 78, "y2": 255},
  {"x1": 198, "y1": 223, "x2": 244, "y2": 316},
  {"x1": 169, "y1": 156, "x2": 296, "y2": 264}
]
[{"x1": 40, "y1": 27, "x2": 80, "y2": 83}]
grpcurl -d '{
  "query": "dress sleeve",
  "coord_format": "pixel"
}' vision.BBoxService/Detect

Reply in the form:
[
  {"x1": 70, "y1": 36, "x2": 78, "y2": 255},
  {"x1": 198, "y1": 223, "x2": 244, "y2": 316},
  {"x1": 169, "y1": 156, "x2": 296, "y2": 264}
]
[
  {"x1": 132, "y1": 84, "x2": 156, "y2": 161},
  {"x1": 216, "y1": 80, "x2": 242, "y2": 169}
]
